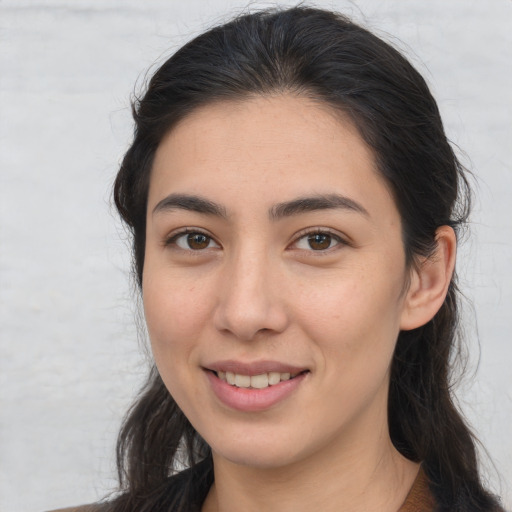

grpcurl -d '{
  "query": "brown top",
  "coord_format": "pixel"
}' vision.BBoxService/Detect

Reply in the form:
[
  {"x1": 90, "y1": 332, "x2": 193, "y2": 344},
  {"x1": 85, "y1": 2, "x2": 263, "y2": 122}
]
[
  {"x1": 48, "y1": 467, "x2": 436, "y2": 512},
  {"x1": 49, "y1": 506, "x2": 103, "y2": 512},
  {"x1": 398, "y1": 467, "x2": 436, "y2": 512}
]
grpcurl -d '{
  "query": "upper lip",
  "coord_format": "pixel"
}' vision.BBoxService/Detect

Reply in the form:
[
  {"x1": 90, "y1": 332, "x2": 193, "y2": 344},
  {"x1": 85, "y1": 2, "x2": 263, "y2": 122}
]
[{"x1": 205, "y1": 360, "x2": 308, "y2": 376}]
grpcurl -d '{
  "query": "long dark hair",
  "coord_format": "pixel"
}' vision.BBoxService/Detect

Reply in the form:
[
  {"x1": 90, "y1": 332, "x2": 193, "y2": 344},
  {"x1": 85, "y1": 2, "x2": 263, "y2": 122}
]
[{"x1": 108, "y1": 6, "x2": 503, "y2": 511}]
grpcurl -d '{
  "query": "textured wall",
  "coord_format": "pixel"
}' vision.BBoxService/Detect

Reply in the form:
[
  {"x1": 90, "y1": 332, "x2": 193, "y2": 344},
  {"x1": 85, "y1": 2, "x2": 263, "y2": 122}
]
[{"x1": 1, "y1": 1, "x2": 511, "y2": 510}]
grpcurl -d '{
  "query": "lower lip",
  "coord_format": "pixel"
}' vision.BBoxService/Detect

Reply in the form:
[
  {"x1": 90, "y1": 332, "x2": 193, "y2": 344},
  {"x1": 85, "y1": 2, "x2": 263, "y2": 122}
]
[{"x1": 205, "y1": 371, "x2": 308, "y2": 412}]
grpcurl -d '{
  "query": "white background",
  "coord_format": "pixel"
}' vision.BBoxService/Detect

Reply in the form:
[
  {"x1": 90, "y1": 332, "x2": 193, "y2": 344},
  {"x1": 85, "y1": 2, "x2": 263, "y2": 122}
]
[{"x1": 0, "y1": 1, "x2": 511, "y2": 511}]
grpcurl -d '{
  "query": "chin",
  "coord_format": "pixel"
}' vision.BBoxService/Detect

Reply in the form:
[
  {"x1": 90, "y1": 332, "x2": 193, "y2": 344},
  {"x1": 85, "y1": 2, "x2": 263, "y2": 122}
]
[
  {"x1": 214, "y1": 446, "x2": 300, "y2": 470},
  {"x1": 205, "y1": 425, "x2": 318, "y2": 470}
]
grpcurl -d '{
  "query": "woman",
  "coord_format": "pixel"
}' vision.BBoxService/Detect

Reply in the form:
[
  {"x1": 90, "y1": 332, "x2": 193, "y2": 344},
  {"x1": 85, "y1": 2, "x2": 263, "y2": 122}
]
[{"x1": 54, "y1": 6, "x2": 505, "y2": 512}]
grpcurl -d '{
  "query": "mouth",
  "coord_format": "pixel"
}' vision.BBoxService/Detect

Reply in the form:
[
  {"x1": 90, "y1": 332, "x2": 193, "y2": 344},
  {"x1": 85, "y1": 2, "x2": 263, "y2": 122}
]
[
  {"x1": 203, "y1": 360, "x2": 310, "y2": 411},
  {"x1": 204, "y1": 364, "x2": 309, "y2": 412},
  {"x1": 212, "y1": 369, "x2": 308, "y2": 389}
]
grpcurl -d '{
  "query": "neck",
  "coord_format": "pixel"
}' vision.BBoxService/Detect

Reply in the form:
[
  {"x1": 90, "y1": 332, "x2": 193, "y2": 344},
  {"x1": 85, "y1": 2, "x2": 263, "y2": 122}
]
[{"x1": 202, "y1": 419, "x2": 419, "y2": 512}]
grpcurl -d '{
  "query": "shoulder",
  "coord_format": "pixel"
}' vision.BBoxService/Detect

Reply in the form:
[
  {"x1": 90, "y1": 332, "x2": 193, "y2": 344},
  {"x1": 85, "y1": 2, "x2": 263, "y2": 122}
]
[
  {"x1": 398, "y1": 467, "x2": 436, "y2": 512},
  {"x1": 47, "y1": 459, "x2": 214, "y2": 512},
  {"x1": 46, "y1": 504, "x2": 107, "y2": 512}
]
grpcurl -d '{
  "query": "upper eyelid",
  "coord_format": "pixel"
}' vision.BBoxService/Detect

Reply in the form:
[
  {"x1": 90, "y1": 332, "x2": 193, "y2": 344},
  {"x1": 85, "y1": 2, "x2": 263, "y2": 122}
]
[
  {"x1": 164, "y1": 227, "x2": 220, "y2": 248},
  {"x1": 290, "y1": 227, "x2": 349, "y2": 245},
  {"x1": 163, "y1": 226, "x2": 349, "y2": 249}
]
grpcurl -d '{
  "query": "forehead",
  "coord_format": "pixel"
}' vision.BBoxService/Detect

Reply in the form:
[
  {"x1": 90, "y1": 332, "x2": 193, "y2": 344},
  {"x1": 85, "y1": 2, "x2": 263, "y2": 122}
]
[
  {"x1": 148, "y1": 95, "x2": 396, "y2": 221},
  {"x1": 156, "y1": 94, "x2": 371, "y2": 168}
]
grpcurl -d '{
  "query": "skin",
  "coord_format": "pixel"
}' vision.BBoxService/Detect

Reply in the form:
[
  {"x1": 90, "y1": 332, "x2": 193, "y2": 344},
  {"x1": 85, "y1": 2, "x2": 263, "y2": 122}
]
[{"x1": 143, "y1": 95, "x2": 456, "y2": 512}]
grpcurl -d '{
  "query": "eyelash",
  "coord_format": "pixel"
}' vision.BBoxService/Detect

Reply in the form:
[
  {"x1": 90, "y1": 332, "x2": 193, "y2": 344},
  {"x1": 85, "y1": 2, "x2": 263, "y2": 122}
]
[
  {"x1": 290, "y1": 228, "x2": 348, "y2": 253},
  {"x1": 164, "y1": 227, "x2": 348, "y2": 253},
  {"x1": 164, "y1": 228, "x2": 220, "y2": 251}
]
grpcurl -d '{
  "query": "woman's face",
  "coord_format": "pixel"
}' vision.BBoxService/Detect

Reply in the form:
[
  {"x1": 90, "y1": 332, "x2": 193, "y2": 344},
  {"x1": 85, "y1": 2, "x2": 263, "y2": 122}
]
[{"x1": 143, "y1": 95, "x2": 412, "y2": 469}]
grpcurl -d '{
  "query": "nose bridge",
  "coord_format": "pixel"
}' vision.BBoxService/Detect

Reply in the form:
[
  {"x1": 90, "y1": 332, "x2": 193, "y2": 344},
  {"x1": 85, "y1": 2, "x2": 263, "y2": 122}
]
[{"x1": 214, "y1": 240, "x2": 287, "y2": 340}]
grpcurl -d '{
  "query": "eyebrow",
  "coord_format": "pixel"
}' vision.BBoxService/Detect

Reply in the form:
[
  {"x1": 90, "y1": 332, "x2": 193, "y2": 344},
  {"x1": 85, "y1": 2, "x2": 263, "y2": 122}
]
[
  {"x1": 269, "y1": 194, "x2": 369, "y2": 220},
  {"x1": 152, "y1": 193, "x2": 228, "y2": 218},
  {"x1": 152, "y1": 193, "x2": 368, "y2": 220}
]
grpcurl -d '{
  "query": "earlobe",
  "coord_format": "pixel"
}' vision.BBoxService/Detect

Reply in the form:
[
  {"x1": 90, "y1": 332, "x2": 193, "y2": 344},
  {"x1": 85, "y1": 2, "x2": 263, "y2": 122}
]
[{"x1": 400, "y1": 226, "x2": 457, "y2": 331}]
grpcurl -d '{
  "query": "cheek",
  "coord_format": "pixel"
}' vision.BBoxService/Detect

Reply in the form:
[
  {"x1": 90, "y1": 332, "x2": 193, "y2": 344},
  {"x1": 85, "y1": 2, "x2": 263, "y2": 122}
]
[
  {"x1": 142, "y1": 269, "x2": 213, "y2": 357},
  {"x1": 295, "y1": 264, "x2": 404, "y2": 366},
  {"x1": 142, "y1": 273, "x2": 215, "y2": 412}
]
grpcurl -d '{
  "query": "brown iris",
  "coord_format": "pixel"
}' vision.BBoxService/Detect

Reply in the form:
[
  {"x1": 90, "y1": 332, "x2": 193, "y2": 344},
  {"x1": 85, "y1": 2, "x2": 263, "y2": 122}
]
[
  {"x1": 187, "y1": 233, "x2": 210, "y2": 250},
  {"x1": 307, "y1": 233, "x2": 332, "y2": 250}
]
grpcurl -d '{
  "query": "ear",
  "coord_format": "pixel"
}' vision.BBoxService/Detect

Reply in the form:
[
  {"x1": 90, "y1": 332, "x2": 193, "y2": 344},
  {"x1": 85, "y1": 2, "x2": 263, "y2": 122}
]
[{"x1": 400, "y1": 226, "x2": 457, "y2": 331}]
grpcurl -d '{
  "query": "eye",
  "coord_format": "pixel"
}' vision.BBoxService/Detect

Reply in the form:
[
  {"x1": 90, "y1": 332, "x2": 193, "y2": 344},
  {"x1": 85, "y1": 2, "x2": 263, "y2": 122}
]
[
  {"x1": 167, "y1": 230, "x2": 220, "y2": 251},
  {"x1": 293, "y1": 231, "x2": 344, "y2": 251}
]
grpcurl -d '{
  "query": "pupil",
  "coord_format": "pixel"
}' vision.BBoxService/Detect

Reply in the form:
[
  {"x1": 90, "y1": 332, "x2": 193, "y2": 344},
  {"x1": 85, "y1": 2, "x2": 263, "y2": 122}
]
[
  {"x1": 188, "y1": 233, "x2": 208, "y2": 249},
  {"x1": 308, "y1": 233, "x2": 331, "y2": 250}
]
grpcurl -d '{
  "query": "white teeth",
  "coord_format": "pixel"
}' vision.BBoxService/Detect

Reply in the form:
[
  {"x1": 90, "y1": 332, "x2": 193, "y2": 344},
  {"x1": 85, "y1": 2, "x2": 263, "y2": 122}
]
[
  {"x1": 216, "y1": 370, "x2": 301, "y2": 388},
  {"x1": 250, "y1": 373, "x2": 269, "y2": 389},
  {"x1": 268, "y1": 372, "x2": 281, "y2": 385},
  {"x1": 234, "y1": 374, "x2": 251, "y2": 388}
]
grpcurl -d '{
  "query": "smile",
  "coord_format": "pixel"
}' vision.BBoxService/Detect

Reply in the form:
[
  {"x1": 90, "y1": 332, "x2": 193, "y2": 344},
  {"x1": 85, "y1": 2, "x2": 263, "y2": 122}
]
[
  {"x1": 205, "y1": 363, "x2": 309, "y2": 412},
  {"x1": 216, "y1": 370, "x2": 301, "y2": 389}
]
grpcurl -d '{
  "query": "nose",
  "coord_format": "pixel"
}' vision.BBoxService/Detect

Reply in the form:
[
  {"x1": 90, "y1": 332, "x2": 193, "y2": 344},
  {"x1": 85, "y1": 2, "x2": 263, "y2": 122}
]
[{"x1": 213, "y1": 247, "x2": 289, "y2": 341}]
